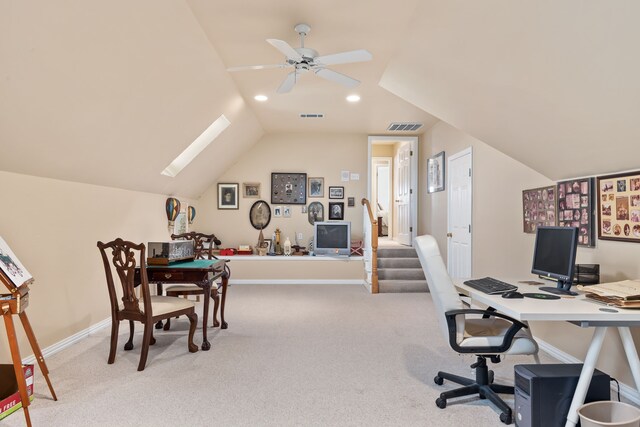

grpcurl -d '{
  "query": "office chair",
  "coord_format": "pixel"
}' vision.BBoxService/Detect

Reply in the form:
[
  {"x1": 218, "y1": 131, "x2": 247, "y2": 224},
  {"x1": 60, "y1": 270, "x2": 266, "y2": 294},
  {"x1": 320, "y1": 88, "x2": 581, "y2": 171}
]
[{"x1": 414, "y1": 235, "x2": 538, "y2": 425}]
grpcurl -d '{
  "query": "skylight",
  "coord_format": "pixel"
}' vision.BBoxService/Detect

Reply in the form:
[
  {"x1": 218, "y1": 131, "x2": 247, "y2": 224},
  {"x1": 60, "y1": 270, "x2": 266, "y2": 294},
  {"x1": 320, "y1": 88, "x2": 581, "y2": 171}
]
[{"x1": 161, "y1": 115, "x2": 231, "y2": 177}]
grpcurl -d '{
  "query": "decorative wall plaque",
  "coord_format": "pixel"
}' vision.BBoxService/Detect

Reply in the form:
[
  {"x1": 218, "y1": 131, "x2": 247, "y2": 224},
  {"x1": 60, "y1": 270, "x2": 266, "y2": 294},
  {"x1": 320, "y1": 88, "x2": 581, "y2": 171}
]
[{"x1": 271, "y1": 173, "x2": 307, "y2": 205}]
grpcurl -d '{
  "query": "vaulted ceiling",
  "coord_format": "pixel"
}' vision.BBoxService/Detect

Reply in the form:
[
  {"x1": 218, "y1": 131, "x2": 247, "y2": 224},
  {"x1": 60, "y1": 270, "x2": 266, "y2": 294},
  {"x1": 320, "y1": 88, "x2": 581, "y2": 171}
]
[{"x1": 2, "y1": 0, "x2": 639, "y2": 198}]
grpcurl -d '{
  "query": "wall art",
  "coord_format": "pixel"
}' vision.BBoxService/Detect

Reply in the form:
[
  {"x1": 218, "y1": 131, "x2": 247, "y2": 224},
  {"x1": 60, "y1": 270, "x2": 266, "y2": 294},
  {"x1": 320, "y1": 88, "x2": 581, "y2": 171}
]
[
  {"x1": 597, "y1": 171, "x2": 640, "y2": 243},
  {"x1": 522, "y1": 185, "x2": 556, "y2": 233},
  {"x1": 557, "y1": 177, "x2": 595, "y2": 247}
]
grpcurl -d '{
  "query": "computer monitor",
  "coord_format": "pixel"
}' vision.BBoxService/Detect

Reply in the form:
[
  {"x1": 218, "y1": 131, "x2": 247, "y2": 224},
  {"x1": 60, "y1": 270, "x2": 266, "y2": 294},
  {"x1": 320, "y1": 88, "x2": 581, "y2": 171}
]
[{"x1": 531, "y1": 226, "x2": 579, "y2": 296}]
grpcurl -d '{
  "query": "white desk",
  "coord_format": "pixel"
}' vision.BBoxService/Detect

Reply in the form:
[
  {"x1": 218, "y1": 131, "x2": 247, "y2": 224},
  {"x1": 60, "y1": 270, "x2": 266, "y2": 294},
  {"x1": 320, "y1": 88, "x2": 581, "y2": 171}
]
[{"x1": 455, "y1": 279, "x2": 640, "y2": 427}]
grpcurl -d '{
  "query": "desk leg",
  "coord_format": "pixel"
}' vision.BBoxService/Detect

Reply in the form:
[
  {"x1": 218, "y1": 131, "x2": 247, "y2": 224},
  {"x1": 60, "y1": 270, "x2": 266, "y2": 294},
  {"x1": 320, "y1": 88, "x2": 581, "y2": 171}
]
[
  {"x1": 564, "y1": 326, "x2": 607, "y2": 427},
  {"x1": 618, "y1": 327, "x2": 640, "y2": 392},
  {"x1": 523, "y1": 321, "x2": 540, "y2": 364},
  {"x1": 220, "y1": 271, "x2": 228, "y2": 329},
  {"x1": 201, "y1": 283, "x2": 211, "y2": 351},
  {"x1": 2, "y1": 310, "x2": 32, "y2": 427},
  {"x1": 155, "y1": 283, "x2": 164, "y2": 329}
]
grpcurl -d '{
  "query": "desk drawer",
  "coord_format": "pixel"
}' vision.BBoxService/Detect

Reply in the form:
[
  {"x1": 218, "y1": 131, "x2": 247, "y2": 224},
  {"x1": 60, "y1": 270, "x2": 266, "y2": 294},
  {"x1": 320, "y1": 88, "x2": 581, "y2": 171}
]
[{"x1": 148, "y1": 271, "x2": 185, "y2": 281}]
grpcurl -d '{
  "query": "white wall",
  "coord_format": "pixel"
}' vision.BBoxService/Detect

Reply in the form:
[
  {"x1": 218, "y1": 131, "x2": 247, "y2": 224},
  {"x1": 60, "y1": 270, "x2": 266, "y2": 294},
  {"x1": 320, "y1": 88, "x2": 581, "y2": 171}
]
[{"x1": 0, "y1": 171, "x2": 194, "y2": 362}]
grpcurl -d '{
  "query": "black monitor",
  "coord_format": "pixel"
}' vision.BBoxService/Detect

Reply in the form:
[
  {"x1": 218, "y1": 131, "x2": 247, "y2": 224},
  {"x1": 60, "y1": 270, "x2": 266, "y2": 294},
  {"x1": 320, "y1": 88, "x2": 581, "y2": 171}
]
[{"x1": 531, "y1": 226, "x2": 579, "y2": 296}]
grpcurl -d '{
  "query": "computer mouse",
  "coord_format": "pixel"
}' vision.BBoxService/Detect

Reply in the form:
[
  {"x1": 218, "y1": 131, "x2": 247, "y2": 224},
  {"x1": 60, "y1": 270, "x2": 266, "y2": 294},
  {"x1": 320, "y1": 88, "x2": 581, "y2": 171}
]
[{"x1": 502, "y1": 291, "x2": 524, "y2": 299}]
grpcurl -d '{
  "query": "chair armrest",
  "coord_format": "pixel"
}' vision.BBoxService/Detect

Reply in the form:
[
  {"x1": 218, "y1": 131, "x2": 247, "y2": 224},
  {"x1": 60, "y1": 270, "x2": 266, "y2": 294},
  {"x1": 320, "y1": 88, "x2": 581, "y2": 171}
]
[{"x1": 444, "y1": 308, "x2": 527, "y2": 354}]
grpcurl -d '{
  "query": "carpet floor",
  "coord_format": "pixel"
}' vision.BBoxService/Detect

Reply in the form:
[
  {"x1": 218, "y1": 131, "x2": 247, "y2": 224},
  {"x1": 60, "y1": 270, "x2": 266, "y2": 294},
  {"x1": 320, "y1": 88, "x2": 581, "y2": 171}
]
[{"x1": 4, "y1": 284, "x2": 555, "y2": 426}]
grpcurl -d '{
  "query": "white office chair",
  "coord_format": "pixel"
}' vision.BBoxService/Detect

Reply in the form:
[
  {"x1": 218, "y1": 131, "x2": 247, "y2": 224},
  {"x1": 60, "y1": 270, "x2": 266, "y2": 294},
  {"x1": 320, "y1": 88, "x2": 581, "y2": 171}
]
[{"x1": 414, "y1": 235, "x2": 538, "y2": 425}]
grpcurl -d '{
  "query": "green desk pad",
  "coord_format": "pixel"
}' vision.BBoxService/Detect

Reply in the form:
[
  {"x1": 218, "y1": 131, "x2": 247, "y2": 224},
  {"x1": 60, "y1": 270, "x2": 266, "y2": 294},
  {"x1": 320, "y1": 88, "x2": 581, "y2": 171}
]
[{"x1": 147, "y1": 259, "x2": 218, "y2": 269}]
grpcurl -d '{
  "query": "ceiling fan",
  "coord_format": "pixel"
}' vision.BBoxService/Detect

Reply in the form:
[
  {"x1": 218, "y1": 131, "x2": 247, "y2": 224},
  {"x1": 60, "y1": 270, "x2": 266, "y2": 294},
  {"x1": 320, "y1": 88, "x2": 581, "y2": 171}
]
[{"x1": 227, "y1": 23, "x2": 373, "y2": 94}]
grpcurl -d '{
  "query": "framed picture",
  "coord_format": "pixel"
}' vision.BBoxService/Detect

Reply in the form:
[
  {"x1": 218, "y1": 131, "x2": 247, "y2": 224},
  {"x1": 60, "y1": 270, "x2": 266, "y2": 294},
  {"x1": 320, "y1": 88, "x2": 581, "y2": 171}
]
[
  {"x1": 273, "y1": 206, "x2": 282, "y2": 217},
  {"x1": 217, "y1": 183, "x2": 239, "y2": 210},
  {"x1": 427, "y1": 151, "x2": 445, "y2": 193},
  {"x1": 347, "y1": 197, "x2": 355, "y2": 207},
  {"x1": 249, "y1": 200, "x2": 271, "y2": 230},
  {"x1": 329, "y1": 202, "x2": 344, "y2": 220},
  {"x1": 308, "y1": 177, "x2": 324, "y2": 198},
  {"x1": 271, "y1": 173, "x2": 307, "y2": 205},
  {"x1": 0, "y1": 236, "x2": 33, "y2": 289},
  {"x1": 308, "y1": 202, "x2": 324, "y2": 225},
  {"x1": 243, "y1": 182, "x2": 260, "y2": 198},
  {"x1": 557, "y1": 178, "x2": 595, "y2": 246},
  {"x1": 328, "y1": 186, "x2": 344, "y2": 199},
  {"x1": 522, "y1": 186, "x2": 556, "y2": 234},
  {"x1": 283, "y1": 206, "x2": 291, "y2": 218},
  {"x1": 597, "y1": 171, "x2": 640, "y2": 243}
]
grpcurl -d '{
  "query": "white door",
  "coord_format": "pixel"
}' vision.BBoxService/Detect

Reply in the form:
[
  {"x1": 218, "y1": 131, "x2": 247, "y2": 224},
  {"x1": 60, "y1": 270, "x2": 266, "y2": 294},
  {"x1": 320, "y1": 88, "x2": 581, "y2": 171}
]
[
  {"x1": 447, "y1": 148, "x2": 472, "y2": 278},
  {"x1": 395, "y1": 142, "x2": 412, "y2": 245}
]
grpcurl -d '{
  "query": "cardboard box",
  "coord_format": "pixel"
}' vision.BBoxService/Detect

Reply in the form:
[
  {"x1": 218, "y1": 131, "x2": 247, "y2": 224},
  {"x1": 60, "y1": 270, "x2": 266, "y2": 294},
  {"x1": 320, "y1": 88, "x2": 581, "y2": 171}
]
[{"x1": 0, "y1": 364, "x2": 34, "y2": 420}]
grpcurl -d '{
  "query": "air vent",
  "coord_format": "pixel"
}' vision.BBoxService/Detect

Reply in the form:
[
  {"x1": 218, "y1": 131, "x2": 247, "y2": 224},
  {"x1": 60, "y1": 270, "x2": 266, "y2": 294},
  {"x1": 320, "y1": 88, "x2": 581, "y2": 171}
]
[
  {"x1": 299, "y1": 113, "x2": 324, "y2": 118},
  {"x1": 387, "y1": 122, "x2": 423, "y2": 132}
]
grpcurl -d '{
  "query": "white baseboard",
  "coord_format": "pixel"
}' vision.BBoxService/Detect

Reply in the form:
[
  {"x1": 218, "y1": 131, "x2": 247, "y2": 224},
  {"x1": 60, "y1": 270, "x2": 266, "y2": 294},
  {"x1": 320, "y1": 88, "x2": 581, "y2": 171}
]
[
  {"x1": 536, "y1": 337, "x2": 640, "y2": 406},
  {"x1": 21, "y1": 317, "x2": 111, "y2": 365},
  {"x1": 229, "y1": 279, "x2": 366, "y2": 285}
]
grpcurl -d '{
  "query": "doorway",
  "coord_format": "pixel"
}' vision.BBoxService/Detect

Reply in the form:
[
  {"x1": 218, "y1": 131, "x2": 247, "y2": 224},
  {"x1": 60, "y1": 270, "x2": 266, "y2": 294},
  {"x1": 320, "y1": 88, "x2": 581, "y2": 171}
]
[{"x1": 367, "y1": 136, "x2": 418, "y2": 246}]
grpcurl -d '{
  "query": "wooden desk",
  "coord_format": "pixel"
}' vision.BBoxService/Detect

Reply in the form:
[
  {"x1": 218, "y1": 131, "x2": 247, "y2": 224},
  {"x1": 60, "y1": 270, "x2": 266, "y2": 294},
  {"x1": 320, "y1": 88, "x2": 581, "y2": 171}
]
[
  {"x1": 136, "y1": 259, "x2": 228, "y2": 351},
  {"x1": 456, "y1": 279, "x2": 640, "y2": 427}
]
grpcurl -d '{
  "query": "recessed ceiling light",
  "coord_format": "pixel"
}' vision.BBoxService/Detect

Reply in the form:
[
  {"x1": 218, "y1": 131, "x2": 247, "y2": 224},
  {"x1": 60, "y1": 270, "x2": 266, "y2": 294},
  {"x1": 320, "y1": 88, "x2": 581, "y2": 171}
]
[
  {"x1": 254, "y1": 95, "x2": 268, "y2": 102},
  {"x1": 161, "y1": 114, "x2": 231, "y2": 178},
  {"x1": 346, "y1": 94, "x2": 360, "y2": 103}
]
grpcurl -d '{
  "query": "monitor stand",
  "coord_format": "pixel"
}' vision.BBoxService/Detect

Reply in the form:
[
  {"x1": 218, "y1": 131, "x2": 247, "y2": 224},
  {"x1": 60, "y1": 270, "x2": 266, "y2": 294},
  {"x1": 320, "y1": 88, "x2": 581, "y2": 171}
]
[{"x1": 539, "y1": 280, "x2": 578, "y2": 296}]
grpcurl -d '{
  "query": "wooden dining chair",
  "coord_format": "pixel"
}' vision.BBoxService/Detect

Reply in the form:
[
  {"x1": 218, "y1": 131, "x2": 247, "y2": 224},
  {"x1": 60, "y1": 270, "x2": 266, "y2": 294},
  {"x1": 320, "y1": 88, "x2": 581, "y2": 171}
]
[
  {"x1": 163, "y1": 232, "x2": 229, "y2": 330},
  {"x1": 97, "y1": 238, "x2": 198, "y2": 371}
]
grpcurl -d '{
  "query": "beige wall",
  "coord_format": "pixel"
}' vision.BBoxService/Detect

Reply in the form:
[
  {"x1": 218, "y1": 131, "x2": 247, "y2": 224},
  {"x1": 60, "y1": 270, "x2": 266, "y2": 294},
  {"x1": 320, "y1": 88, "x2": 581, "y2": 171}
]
[
  {"x1": 197, "y1": 133, "x2": 368, "y2": 249},
  {"x1": 0, "y1": 171, "x2": 195, "y2": 362},
  {"x1": 420, "y1": 120, "x2": 640, "y2": 387},
  {"x1": 372, "y1": 144, "x2": 394, "y2": 158}
]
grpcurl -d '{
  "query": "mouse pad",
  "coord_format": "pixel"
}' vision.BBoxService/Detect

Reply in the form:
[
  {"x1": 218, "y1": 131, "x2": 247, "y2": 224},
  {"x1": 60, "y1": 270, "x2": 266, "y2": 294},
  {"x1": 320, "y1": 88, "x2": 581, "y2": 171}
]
[{"x1": 522, "y1": 293, "x2": 561, "y2": 300}]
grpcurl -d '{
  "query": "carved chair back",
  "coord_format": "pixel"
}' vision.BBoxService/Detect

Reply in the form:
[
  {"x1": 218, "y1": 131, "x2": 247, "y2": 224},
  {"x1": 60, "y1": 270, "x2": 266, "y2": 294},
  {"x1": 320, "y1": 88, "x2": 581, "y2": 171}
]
[{"x1": 97, "y1": 238, "x2": 151, "y2": 321}]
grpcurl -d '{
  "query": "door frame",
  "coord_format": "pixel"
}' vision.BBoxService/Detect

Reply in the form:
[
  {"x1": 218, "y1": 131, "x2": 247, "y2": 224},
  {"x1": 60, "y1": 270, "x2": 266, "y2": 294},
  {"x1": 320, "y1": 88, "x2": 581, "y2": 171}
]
[
  {"x1": 367, "y1": 136, "x2": 418, "y2": 245},
  {"x1": 446, "y1": 146, "x2": 473, "y2": 276}
]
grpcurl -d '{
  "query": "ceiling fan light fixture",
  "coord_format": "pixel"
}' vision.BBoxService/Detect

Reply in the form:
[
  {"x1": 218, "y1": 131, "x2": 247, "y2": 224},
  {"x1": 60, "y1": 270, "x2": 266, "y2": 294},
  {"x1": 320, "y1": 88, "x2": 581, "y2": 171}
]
[
  {"x1": 346, "y1": 94, "x2": 361, "y2": 103},
  {"x1": 254, "y1": 94, "x2": 268, "y2": 102}
]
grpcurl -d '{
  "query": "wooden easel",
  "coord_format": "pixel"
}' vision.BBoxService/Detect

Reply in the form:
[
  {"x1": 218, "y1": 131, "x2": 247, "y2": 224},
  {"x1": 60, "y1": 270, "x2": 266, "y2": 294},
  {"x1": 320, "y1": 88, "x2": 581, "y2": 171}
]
[{"x1": 1, "y1": 272, "x2": 57, "y2": 427}]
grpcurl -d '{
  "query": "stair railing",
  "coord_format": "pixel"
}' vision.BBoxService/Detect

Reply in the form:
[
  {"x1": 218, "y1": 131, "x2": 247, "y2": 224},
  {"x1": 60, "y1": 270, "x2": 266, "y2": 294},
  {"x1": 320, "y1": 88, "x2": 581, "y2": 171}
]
[{"x1": 361, "y1": 198, "x2": 379, "y2": 294}]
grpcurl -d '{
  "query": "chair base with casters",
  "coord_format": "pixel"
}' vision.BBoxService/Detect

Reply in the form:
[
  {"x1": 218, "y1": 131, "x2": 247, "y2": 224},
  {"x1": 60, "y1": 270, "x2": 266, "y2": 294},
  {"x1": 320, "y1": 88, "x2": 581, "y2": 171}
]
[{"x1": 434, "y1": 355, "x2": 514, "y2": 425}]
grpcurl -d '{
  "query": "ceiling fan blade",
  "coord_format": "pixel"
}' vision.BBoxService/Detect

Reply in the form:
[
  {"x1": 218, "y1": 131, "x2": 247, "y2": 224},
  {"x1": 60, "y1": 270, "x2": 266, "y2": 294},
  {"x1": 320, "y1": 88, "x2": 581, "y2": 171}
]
[
  {"x1": 277, "y1": 71, "x2": 297, "y2": 93},
  {"x1": 314, "y1": 49, "x2": 372, "y2": 66},
  {"x1": 266, "y1": 39, "x2": 303, "y2": 62},
  {"x1": 314, "y1": 68, "x2": 360, "y2": 88},
  {"x1": 227, "y1": 64, "x2": 288, "y2": 72}
]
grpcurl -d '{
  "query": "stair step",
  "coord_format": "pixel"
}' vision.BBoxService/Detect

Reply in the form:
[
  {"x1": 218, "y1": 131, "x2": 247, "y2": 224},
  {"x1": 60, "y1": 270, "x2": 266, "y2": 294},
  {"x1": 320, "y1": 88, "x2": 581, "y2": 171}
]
[
  {"x1": 377, "y1": 257, "x2": 421, "y2": 268},
  {"x1": 377, "y1": 247, "x2": 418, "y2": 258},
  {"x1": 378, "y1": 268, "x2": 426, "y2": 280},
  {"x1": 379, "y1": 279, "x2": 429, "y2": 293}
]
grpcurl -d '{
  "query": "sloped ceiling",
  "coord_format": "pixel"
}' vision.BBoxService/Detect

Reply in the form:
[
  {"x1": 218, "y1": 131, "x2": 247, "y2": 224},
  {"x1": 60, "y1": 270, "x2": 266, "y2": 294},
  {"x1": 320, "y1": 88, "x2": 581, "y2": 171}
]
[
  {"x1": 0, "y1": 0, "x2": 263, "y2": 198},
  {"x1": 380, "y1": 0, "x2": 640, "y2": 180}
]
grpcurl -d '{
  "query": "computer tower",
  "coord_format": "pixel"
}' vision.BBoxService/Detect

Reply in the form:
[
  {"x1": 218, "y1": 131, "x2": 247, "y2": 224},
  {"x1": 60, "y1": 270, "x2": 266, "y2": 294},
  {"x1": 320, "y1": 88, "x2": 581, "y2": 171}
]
[{"x1": 514, "y1": 364, "x2": 610, "y2": 427}]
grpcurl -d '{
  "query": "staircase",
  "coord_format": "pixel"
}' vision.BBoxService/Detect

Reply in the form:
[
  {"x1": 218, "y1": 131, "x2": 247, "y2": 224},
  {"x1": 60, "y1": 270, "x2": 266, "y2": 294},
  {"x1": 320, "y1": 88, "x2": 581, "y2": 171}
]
[{"x1": 377, "y1": 246, "x2": 429, "y2": 293}]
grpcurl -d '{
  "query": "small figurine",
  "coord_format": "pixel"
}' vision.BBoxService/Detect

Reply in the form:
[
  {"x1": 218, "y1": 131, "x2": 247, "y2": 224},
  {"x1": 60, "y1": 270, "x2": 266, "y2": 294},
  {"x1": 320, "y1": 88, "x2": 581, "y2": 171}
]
[
  {"x1": 284, "y1": 237, "x2": 292, "y2": 256},
  {"x1": 275, "y1": 228, "x2": 283, "y2": 255}
]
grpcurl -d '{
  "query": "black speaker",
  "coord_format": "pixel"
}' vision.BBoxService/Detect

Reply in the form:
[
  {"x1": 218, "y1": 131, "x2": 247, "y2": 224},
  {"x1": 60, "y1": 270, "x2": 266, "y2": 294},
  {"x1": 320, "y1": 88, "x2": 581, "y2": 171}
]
[{"x1": 574, "y1": 264, "x2": 600, "y2": 285}]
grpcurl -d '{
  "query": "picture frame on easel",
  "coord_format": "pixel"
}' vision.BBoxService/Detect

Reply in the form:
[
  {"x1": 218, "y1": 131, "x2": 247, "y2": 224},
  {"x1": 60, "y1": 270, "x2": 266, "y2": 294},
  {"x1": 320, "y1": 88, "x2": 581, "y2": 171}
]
[{"x1": 0, "y1": 236, "x2": 33, "y2": 290}]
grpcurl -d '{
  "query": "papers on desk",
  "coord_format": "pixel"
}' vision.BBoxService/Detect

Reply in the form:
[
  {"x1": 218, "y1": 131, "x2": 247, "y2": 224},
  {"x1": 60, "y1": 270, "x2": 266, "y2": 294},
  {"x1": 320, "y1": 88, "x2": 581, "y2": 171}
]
[{"x1": 578, "y1": 280, "x2": 640, "y2": 308}]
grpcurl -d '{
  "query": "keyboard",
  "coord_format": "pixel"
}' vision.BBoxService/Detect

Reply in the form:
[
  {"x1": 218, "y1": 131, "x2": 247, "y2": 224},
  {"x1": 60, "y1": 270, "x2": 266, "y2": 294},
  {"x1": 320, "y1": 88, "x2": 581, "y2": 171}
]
[{"x1": 463, "y1": 277, "x2": 518, "y2": 295}]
